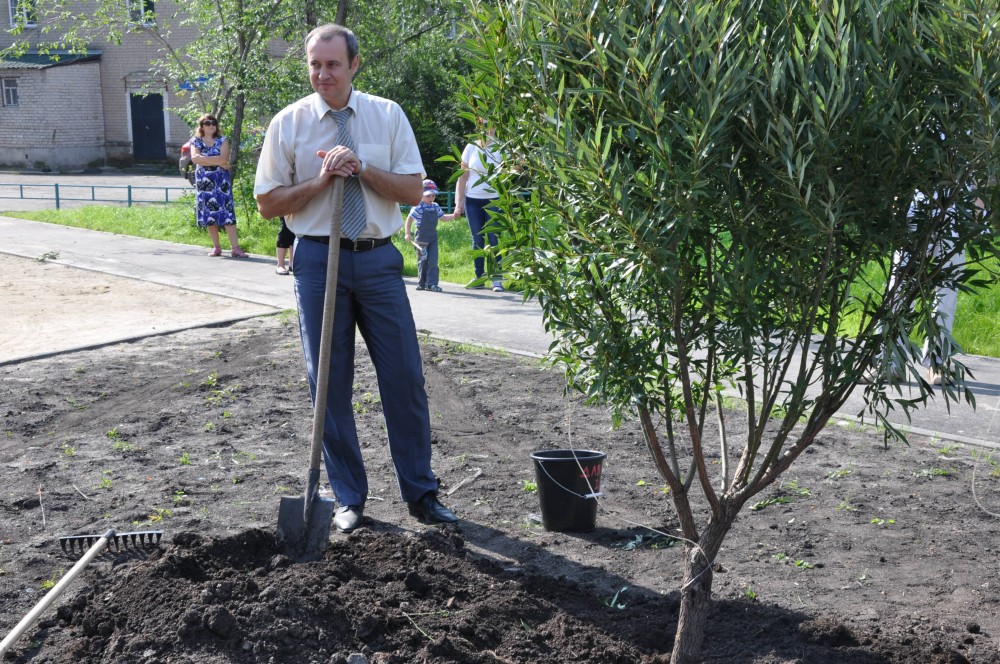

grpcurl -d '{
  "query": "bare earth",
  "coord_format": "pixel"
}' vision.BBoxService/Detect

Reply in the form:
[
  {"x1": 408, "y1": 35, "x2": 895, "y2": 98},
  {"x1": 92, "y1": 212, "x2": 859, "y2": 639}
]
[
  {"x1": 0, "y1": 254, "x2": 273, "y2": 365},
  {"x1": 1, "y1": 270, "x2": 1000, "y2": 662}
]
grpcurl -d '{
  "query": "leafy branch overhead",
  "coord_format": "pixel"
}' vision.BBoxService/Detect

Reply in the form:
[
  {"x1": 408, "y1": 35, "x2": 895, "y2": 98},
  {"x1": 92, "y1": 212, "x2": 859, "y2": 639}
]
[{"x1": 2, "y1": 0, "x2": 469, "y2": 184}]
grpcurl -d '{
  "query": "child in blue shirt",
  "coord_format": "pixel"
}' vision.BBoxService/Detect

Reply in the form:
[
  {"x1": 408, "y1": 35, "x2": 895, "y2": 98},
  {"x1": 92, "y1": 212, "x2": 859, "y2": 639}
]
[{"x1": 404, "y1": 179, "x2": 457, "y2": 292}]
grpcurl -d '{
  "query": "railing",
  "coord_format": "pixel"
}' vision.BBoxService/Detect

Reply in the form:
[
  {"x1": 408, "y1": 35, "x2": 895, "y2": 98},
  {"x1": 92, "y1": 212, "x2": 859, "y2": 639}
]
[
  {"x1": 434, "y1": 191, "x2": 456, "y2": 213},
  {"x1": 0, "y1": 181, "x2": 458, "y2": 213},
  {"x1": 0, "y1": 183, "x2": 193, "y2": 209}
]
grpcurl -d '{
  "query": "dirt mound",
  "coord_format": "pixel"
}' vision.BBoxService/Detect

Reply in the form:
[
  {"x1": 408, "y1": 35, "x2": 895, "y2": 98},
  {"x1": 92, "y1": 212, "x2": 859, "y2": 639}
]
[
  {"x1": 2, "y1": 316, "x2": 997, "y2": 663},
  {"x1": 41, "y1": 528, "x2": 657, "y2": 663}
]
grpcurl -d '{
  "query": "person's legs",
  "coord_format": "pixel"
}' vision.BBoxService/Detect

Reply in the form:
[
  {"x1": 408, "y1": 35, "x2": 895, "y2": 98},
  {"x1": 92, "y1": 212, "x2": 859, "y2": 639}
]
[
  {"x1": 223, "y1": 224, "x2": 244, "y2": 256},
  {"x1": 860, "y1": 248, "x2": 911, "y2": 383},
  {"x1": 276, "y1": 219, "x2": 295, "y2": 270},
  {"x1": 466, "y1": 197, "x2": 488, "y2": 279},
  {"x1": 426, "y1": 239, "x2": 440, "y2": 288},
  {"x1": 416, "y1": 243, "x2": 428, "y2": 288},
  {"x1": 293, "y1": 238, "x2": 368, "y2": 507},
  {"x1": 922, "y1": 249, "x2": 963, "y2": 372},
  {"x1": 206, "y1": 224, "x2": 222, "y2": 255},
  {"x1": 352, "y1": 244, "x2": 439, "y2": 503},
  {"x1": 485, "y1": 202, "x2": 502, "y2": 277}
]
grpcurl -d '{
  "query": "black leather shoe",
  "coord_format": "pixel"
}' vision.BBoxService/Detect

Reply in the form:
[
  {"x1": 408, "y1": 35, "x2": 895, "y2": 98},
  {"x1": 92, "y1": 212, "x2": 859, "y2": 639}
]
[
  {"x1": 334, "y1": 505, "x2": 363, "y2": 533},
  {"x1": 407, "y1": 492, "x2": 458, "y2": 525}
]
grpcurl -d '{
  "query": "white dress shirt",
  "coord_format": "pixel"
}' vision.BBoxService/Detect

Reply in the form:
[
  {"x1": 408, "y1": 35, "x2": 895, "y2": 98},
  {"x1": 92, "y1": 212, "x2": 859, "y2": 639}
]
[{"x1": 254, "y1": 90, "x2": 425, "y2": 238}]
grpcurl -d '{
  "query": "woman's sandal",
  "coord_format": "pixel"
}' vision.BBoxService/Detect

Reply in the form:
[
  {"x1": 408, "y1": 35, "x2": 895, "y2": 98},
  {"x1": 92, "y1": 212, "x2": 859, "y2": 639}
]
[
  {"x1": 208, "y1": 247, "x2": 222, "y2": 257},
  {"x1": 231, "y1": 248, "x2": 248, "y2": 258},
  {"x1": 275, "y1": 266, "x2": 290, "y2": 275}
]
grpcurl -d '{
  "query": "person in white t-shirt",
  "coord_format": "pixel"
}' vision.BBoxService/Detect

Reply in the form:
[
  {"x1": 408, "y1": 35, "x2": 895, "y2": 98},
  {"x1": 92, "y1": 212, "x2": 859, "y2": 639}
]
[
  {"x1": 869, "y1": 182, "x2": 984, "y2": 386},
  {"x1": 454, "y1": 128, "x2": 504, "y2": 292}
]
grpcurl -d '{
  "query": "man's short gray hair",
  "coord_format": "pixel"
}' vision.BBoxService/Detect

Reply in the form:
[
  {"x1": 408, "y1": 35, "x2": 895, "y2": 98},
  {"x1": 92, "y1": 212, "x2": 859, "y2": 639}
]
[{"x1": 305, "y1": 24, "x2": 359, "y2": 63}]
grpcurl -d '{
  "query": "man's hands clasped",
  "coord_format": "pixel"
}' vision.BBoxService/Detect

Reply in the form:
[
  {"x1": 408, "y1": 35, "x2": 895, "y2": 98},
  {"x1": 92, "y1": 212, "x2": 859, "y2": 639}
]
[{"x1": 316, "y1": 146, "x2": 360, "y2": 180}]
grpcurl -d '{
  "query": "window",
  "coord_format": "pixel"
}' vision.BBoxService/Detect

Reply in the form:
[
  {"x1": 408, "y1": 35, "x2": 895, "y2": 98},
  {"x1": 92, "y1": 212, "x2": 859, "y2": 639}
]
[
  {"x1": 127, "y1": 0, "x2": 154, "y2": 25},
  {"x1": 2, "y1": 79, "x2": 19, "y2": 107},
  {"x1": 8, "y1": 0, "x2": 37, "y2": 28}
]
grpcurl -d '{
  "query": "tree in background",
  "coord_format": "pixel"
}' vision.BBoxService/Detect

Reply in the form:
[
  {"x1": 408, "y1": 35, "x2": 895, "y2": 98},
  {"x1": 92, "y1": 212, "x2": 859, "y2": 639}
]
[
  {"x1": 3, "y1": 0, "x2": 469, "y2": 188},
  {"x1": 3, "y1": 0, "x2": 306, "y2": 173},
  {"x1": 349, "y1": 0, "x2": 469, "y2": 187},
  {"x1": 461, "y1": 0, "x2": 999, "y2": 661}
]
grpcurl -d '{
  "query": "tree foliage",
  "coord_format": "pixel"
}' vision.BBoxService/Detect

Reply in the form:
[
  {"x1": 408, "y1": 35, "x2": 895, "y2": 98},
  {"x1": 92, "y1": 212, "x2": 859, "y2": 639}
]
[
  {"x1": 3, "y1": 0, "x2": 470, "y2": 185},
  {"x1": 460, "y1": 0, "x2": 1000, "y2": 660},
  {"x1": 349, "y1": 0, "x2": 470, "y2": 185}
]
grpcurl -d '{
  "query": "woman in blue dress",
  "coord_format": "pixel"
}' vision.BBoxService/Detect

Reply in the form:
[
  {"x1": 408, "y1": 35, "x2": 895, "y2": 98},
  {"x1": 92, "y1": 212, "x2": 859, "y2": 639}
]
[{"x1": 191, "y1": 114, "x2": 245, "y2": 257}]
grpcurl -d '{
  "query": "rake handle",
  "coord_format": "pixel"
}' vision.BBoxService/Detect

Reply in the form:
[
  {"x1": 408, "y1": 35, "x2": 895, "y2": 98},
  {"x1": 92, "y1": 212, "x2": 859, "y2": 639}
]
[{"x1": 0, "y1": 529, "x2": 115, "y2": 657}]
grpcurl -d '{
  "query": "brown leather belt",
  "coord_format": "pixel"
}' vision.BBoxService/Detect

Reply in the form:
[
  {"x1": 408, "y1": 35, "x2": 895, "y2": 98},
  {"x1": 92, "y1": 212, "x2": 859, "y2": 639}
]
[{"x1": 301, "y1": 236, "x2": 391, "y2": 252}]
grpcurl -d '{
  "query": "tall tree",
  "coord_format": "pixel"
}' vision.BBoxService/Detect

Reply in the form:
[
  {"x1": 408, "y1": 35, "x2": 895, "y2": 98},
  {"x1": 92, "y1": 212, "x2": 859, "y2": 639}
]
[
  {"x1": 461, "y1": 0, "x2": 1000, "y2": 661},
  {"x1": 348, "y1": 0, "x2": 469, "y2": 186},
  {"x1": 4, "y1": 0, "x2": 470, "y2": 186},
  {"x1": 2, "y1": 0, "x2": 307, "y2": 173}
]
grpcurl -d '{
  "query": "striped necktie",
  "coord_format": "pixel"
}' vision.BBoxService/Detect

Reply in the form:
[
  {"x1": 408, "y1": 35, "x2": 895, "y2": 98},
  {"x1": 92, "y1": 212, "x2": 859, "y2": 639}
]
[{"x1": 330, "y1": 108, "x2": 367, "y2": 240}]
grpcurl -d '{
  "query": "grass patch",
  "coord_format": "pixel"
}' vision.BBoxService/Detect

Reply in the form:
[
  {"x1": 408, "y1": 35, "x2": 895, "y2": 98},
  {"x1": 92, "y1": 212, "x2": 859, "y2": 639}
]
[
  {"x1": 6, "y1": 204, "x2": 483, "y2": 287},
  {"x1": 838, "y1": 257, "x2": 1000, "y2": 357}
]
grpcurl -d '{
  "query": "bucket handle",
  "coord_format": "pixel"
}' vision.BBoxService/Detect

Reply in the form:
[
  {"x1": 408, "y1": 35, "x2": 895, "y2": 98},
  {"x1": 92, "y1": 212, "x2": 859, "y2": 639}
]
[{"x1": 536, "y1": 461, "x2": 602, "y2": 500}]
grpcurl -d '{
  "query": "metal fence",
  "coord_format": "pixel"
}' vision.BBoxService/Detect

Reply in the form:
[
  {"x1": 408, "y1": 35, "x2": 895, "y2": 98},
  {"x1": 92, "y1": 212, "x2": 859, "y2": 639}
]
[
  {"x1": 0, "y1": 181, "x2": 457, "y2": 213},
  {"x1": 0, "y1": 182, "x2": 193, "y2": 209}
]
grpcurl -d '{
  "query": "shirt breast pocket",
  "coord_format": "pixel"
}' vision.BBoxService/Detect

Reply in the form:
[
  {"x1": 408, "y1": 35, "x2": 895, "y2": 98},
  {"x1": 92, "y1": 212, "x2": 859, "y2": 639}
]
[{"x1": 359, "y1": 143, "x2": 391, "y2": 172}]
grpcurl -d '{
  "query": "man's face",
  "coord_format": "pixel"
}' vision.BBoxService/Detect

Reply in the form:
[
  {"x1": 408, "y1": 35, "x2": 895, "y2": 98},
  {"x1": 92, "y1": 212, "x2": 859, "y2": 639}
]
[{"x1": 307, "y1": 35, "x2": 358, "y2": 108}]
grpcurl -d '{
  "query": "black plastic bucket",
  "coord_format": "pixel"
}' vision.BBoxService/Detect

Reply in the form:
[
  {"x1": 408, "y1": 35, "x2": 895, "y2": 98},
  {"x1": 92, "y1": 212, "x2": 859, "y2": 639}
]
[{"x1": 530, "y1": 449, "x2": 606, "y2": 532}]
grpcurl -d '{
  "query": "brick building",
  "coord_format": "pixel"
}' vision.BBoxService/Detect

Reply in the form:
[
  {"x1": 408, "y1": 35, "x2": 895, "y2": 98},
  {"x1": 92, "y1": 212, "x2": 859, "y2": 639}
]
[{"x1": 0, "y1": 0, "x2": 196, "y2": 170}]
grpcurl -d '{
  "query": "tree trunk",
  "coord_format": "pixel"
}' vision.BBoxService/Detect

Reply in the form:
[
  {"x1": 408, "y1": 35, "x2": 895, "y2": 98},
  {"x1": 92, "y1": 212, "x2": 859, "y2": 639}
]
[
  {"x1": 335, "y1": 0, "x2": 350, "y2": 27},
  {"x1": 670, "y1": 520, "x2": 731, "y2": 664},
  {"x1": 229, "y1": 91, "x2": 246, "y2": 176}
]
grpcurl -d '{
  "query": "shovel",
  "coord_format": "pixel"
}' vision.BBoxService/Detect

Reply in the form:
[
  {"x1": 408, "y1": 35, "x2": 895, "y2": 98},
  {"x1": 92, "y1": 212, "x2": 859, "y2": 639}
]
[{"x1": 276, "y1": 177, "x2": 345, "y2": 562}]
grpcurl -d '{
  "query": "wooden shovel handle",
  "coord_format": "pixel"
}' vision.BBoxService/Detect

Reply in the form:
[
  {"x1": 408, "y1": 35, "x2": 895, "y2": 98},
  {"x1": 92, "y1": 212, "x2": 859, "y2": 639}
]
[{"x1": 308, "y1": 177, "x2": 345, "y2": 474}]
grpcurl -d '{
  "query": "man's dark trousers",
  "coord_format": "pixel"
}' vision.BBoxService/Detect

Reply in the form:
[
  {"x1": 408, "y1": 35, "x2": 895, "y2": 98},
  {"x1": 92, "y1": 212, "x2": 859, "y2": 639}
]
[{"x1": 293, "y1": 236, "x2": 438, "y2": 507}]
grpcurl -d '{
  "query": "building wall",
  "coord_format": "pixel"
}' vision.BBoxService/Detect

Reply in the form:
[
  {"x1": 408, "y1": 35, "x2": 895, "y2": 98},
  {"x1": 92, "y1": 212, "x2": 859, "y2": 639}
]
[
  {"x1": 99, "y1": 21, "x2": 199, "y2": 162},
  {"x1": 0, "y1": 63, "x2": 106, "y2": 169},
  {"x1": 0, "y1": 0, "x2": 198, "y2": 169}
]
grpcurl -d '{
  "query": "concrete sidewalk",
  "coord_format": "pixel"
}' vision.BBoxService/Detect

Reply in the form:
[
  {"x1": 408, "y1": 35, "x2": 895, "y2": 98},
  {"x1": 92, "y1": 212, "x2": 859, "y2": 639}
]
[{"x1": 1, "y1": 215, "x2": 997, "y2": 449}]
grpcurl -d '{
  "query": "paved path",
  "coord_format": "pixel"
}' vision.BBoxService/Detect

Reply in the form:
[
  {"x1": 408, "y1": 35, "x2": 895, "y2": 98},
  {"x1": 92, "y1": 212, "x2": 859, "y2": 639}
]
[{"x1": 1, "y1": 203, "x2": 998, "y2": 449}]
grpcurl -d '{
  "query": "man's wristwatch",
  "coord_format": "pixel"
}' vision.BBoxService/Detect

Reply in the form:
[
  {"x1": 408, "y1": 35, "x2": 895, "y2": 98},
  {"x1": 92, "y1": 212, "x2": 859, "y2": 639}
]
[{"x1": 353, "y1": 160, "x2": 368, "y2": 178}]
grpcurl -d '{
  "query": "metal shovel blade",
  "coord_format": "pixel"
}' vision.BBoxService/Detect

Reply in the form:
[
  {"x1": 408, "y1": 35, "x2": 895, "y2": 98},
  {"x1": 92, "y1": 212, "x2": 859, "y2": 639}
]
[{"x1": 276, "y1": 493, "x2": 336, "y2": 563}]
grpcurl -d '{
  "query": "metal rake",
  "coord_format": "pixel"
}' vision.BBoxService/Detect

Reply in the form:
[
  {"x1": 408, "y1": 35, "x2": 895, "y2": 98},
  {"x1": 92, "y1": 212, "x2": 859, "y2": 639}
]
[{"x1": 59, "y1": 530, "x2": 163, "y2": 555}]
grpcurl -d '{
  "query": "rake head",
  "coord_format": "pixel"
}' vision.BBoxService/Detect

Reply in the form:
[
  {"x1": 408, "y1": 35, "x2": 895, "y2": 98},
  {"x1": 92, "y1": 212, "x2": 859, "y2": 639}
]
[{"x1": 59, "y1": 530, "x2": 164, "y2": 555}]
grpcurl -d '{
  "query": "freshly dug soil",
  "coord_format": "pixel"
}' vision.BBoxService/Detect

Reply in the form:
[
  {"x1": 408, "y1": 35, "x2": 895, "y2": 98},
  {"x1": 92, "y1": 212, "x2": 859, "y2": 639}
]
[{"x1": 1, "y1": 315, "x2": 998, "y2": 663}]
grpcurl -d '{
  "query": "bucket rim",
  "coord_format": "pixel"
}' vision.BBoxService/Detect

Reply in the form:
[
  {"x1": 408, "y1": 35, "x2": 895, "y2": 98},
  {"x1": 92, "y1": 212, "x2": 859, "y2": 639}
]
[{"x1": 530, "y1": 449, "x2": 606, "y2": 462}]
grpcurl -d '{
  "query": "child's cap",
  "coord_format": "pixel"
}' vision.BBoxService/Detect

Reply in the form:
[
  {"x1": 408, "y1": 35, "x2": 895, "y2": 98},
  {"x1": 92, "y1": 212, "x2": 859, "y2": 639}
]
[{"x1": 422, "y1": 179, "x2": 439, "y2": 197}]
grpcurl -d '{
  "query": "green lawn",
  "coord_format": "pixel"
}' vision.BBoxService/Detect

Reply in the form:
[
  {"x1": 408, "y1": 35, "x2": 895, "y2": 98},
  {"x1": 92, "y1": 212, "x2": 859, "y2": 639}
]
[
  {"x1": 6, "y1": 200, "x2": 483, "y2": 288},
  {"x1": 6, "y1": 202, "x2": 999, "y2": 357},
  {"x1": 838, "y1": 257, "x2": 1000, "y2": 358}
]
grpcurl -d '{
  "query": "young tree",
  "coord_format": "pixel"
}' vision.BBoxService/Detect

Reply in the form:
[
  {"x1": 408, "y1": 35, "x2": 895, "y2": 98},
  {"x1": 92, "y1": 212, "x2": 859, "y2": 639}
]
[{"x1": 461, "y1": 0, "x2": 1000, "y2": 661}]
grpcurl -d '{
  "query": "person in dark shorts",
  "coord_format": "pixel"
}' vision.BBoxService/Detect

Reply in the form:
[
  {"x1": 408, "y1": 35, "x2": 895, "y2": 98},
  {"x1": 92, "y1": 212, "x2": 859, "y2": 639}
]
[{"x1": 275, "y1": 217, "x2": 295, "y2": 275}]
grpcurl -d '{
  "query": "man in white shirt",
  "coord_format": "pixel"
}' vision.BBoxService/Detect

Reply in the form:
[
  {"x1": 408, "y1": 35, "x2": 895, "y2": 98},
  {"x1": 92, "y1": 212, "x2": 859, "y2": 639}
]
[{"x1": 255, "y1": 23, "x2": 457, "y2": 533}]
